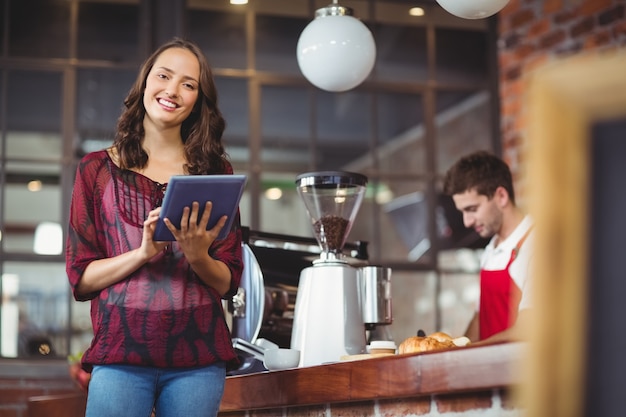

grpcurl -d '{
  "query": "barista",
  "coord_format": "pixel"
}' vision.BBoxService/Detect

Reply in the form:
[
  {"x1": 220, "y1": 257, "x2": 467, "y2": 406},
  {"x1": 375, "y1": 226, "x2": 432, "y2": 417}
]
[{"x1": 443, "y1": 151, "x2": 533, "y2": 344}]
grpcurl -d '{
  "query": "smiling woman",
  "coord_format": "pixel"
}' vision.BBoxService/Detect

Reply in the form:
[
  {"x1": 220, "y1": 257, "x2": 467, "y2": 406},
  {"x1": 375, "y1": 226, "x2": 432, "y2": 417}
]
[{"x1": 65, "y1": 38, "x2": 244, "y2": 417}]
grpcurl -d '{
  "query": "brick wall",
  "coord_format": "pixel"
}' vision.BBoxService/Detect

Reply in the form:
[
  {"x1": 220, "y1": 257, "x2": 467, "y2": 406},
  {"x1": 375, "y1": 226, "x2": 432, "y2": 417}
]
[
  {"x1": 218, "y1": 389, "x2": 522, "y2": 417},
  {"x1": 497, "y1": 0, "x2": 626, "y2": 201}
]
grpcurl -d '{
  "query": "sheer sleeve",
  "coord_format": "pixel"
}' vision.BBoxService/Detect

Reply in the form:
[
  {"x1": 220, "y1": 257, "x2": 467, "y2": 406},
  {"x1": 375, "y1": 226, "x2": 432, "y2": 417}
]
[{"x1": 65, "y1": 152, "x2": 108, "y2": 301}]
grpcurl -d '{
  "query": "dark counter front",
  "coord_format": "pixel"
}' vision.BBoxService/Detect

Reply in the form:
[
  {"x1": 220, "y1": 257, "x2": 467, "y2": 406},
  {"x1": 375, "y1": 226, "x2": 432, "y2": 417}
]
[{"x1": 219, "y1": 342, "x2": 526, "y2": 414}]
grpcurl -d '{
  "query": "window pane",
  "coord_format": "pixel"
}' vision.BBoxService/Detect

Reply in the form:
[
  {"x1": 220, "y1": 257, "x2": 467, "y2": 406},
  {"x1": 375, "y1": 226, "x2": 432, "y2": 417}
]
[
  {"x1": 261, "y1": 84, "x2": 311, "y2": 172},
  {"x1": 8, "y1": 0, "x2": 71, "y2": 58},
  {"x1": 216, "y1": 77, "x2": 249, "y2": 172},
  {"x1": 374, "y1": 23, "x2": 428, "y2": 83},
  {"x1": 390, "y1": 271, "x2": 437, "y2": 342},
  {"x1": 1, "y1": 262, "x2": 70, "y2": 358},
  {"x1": 189, "y1": 9, "x2": 247, "y2": 69},
  {"x1": 436, "y1": 28, "x2": 489, "y2": 85},
  {"x1": 359, "y1": 178, "x2": 435, "y2": 264},
  {"x1": 378, "y1": 91, "x2": 425, "y2": 176},
  {"x1": 256, "y1": 15, "x2": 308, "y2": 74},
  {"x1": 316, "y1": 90, "x2": 370, "y2": 171},
  {"x1": 3, "y1": 165, "x2": 62, "y2": 254},
  {"x1": 439, "y1": 266, "x2": 481, "y2": 336},
  {"x1": 77, "y1": 1, "x2": 139, "y2": 62},
  {"x1": 76, "y1": 69, "x2": 136, "y2": 154},
  {"x1": 258, "y1": 173, "x2": 310, "y2": 236},
  {"x1": 435, "y1": 90, "x2": 493, "y2": 175},
  {"x1": 6, "y1": 71, "x2": 63, "y2": 135}
]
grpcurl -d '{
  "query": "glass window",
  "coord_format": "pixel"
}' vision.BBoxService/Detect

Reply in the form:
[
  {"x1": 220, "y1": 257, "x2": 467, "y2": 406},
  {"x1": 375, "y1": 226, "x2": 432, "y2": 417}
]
[
  {"x1": 6, "y1": 71, "x2": 63, "y2": 135},
  {"x1": 260, "y1": 84, "x2": 311, "y2": 172},
  {"x1": 216, "y1": 77, "x2": 249, "y2": 158},
  {"x1": 358, "y1": 178, "x2": 435, "y2": 264},
  {"x1": 77, "y1": 1, "x2": 139, "y2": 62},
  {"x1": 76, "y1": 69, "x2": 136, "y2": 155},
  {"x1": 1, "y1": 262, "x2": 71, "y2": 358},
  {"x1": 435, "y1": 90, "x2": 493, "y2": 175},
  {"x1": 389, "y1": 270, "x2": 437, "y2": 343},
  {"x1": 258, "y1": 173, "x2": 309, "y2": 236},
  {"x1": 373, "y1": 23, "x2": 428, "y2": 83},
  {"x1": 8, "y1": 0, "x2": 71, "y2": 58},
  {"x1": 436, "y1": 28, "x2": 489, "y2": 85},
  {"x1": 439, "y1": 267, "x2": 481, "y2": 336},
  {"x1": 316, "y1": 89, "x2": 371, "y2": 171},
  {"x1": 2, "y1": 163, "x2": 62, "y2": 254},
  {"x1": 189, "y1": 9, "x2": 247, "y2": 70},
  {"x1": 377, "y1": 91, "x2": 426, "y2": 176},
  {"x1": 256, "y1": 15, "x2": 308, "y2": 74}
]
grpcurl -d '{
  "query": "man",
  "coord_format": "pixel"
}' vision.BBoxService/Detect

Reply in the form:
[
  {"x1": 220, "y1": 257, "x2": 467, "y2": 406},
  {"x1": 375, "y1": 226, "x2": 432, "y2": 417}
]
[{"x1": 443, "y1": 150, "x2": 533, "y2": 344}]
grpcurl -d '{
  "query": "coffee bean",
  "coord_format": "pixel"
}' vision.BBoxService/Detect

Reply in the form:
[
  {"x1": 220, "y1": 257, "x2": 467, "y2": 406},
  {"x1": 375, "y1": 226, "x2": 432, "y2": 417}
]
[{"x1": 314, "y1": 215, "x2": 349, "y2": 251}]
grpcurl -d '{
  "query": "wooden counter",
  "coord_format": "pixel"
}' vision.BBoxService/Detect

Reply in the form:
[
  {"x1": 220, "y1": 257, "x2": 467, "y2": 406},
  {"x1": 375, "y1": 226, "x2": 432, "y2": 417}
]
[{"x1": 219, "y1": 342, "x2": 525, "y2": 413}]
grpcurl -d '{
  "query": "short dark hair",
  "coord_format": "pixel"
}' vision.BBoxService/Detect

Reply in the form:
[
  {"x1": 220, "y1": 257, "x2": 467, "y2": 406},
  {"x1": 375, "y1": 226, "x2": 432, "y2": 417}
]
[{"x1": 443, "y1": 150, "x2": 515, "y2": 204}]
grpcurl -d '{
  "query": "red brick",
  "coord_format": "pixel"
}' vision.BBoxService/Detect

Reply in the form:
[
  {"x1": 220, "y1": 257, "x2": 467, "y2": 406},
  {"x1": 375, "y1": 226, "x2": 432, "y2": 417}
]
[
  {"x1": 330, "y1": 400, "x2": 375, "y2": 416},
  {"x1": 285, "y1": 404, "x2": 326, "y2": 417},
  {"x1": 434, "y1": 391, "x2": 494, "y2": 413},
  {"x1": 511, "y1": 8, "x2": 537, "y2": 29},
  {"x1": 528, "y1": 18, "x2": 551, "y2": 39},
  {"x1": 554, "y1": 9, "x2": 577, "y2": 25},
  {"x1": 612, "y1": 20, "x2": 626, "y2": 37},
  {"x1": 543, "y1": 0, "x2": 564, "y2": 14},
  {"x1": 251, "y1": 408, "x2": 286, "y2": 417},
  {"x1": 515, "y1": 42, "x2": 537, "y2": 60},
  {"x1": 583, "y1": 29, "x2": 613, "y2": 49},
  {"x1": 599, "y1": 4, "x2": 625, "y2": 26},
  {"x1": 539, "y1": 29, "x2": 567, "y2": 49},
  {"x1": 378, "y1": 396, "x2": 431, "y2": 416},
  {"x1": 500, "y1": 388, "x2": 524, "y2": 410},
  {"x1": 571, "y1": 16, "x2": 595, "y2": 38},
  {"x1": 499, "y1": 0, "x2": 523, "y2": 18},
  {"x1": 579, "y1": 0, "x2": 612, "y2": 16}
]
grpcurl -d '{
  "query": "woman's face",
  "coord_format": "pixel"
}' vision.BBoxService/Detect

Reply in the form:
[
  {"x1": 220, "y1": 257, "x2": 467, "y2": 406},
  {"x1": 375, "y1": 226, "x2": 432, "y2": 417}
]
[{"x1": 143, "y1": 47, "x2": 200, "y2": 130}]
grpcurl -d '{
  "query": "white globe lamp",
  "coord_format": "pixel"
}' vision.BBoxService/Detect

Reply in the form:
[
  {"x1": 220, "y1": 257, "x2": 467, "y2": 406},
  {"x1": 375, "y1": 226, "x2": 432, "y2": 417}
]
[
  {"x1": 297, "y1": 2, "x2": 376, "y2": 92},
  {"x1": 435, "y1": 0, "x2": 511, "y2": 19}
]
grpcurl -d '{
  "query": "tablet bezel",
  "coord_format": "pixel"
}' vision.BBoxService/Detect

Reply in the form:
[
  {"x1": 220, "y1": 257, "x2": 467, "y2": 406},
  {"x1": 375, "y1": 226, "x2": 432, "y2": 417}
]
[{"x1": 153, "y1": 174, "x2": 247, "y2": 241}]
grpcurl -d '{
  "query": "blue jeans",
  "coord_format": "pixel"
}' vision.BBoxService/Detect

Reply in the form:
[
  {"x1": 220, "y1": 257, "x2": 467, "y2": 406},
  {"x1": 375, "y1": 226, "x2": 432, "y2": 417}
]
[{"x1": 86, "y1": 363, "x2": 226, "y2": 417}]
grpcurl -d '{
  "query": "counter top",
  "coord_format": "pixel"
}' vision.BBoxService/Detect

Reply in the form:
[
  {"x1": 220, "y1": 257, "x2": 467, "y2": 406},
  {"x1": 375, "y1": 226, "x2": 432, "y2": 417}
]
[{"x1": 220, "y1": 342, "x2": 525, "y2": 412}]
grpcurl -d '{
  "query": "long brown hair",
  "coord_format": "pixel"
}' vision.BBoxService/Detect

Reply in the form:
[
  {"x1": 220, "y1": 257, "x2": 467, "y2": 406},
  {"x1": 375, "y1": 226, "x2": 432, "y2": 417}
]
[{"x1": 113, "y1": 38, "x2": 227, "y2": 175}]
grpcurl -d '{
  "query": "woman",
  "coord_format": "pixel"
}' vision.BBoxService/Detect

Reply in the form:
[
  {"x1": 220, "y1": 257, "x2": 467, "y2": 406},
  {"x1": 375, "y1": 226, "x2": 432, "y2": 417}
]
[{"x1": 66, "y1": 38, "x2": 243, "y2": 417}]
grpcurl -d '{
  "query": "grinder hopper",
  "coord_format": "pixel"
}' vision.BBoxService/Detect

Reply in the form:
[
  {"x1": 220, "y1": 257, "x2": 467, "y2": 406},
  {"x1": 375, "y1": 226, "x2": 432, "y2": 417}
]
[{"x1": 296, "y1": 171, "x2": 367, "y2": 261}]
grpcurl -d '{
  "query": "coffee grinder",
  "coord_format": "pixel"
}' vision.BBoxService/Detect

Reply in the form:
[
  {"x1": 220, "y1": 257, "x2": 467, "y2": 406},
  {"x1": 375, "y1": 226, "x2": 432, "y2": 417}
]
[{"x1": 290, "y1": 171, "x2": 369, "y2": 366}]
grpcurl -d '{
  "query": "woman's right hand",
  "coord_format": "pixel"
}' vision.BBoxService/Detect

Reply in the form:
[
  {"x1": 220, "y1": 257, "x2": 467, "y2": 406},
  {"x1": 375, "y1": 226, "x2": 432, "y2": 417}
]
[{"x1": 141, "y1": 207, "x2": 169, "y2": 259}]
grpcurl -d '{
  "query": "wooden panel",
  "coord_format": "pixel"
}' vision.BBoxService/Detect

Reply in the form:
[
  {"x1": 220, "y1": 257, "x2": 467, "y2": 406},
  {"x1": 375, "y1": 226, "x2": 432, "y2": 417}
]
[
  {"x1": 220, "y1": 342, "x2": 523, "y2": 411},
  {"x1": 27, "y1": 393, "x2": 87, "y2": 417},
  {"x1": 524, "y1": 51, "x2": 626, "y2": 417}
]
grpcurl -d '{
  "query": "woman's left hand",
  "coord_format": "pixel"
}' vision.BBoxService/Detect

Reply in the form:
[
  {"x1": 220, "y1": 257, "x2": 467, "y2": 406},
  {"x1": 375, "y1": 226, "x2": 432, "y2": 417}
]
[{"x1": 163, "y1": 201, "x2": 227, "y2": 262}]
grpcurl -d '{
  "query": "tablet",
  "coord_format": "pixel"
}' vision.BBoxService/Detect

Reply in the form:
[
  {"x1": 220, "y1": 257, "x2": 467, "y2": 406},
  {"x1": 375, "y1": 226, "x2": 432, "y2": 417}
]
[{"x1": 153, "y1": 174, "x2": 247, "y2": 241}]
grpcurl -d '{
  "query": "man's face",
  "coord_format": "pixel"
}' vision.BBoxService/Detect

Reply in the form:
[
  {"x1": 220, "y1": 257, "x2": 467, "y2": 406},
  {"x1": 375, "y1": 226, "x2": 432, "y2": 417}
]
[{"x1": 452, "y1": 188, "x2": 503, "y2": 239}]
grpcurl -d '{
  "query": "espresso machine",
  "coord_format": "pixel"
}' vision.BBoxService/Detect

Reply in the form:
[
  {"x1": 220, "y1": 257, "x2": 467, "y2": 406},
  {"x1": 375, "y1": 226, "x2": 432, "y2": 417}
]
[{"x1": 290, "y1": 171, "x2": 393, "y2": 366}]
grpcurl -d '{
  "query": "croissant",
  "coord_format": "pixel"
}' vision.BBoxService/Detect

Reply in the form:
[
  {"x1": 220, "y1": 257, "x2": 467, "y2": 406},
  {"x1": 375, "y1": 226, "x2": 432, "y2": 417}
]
[{"x1": 398, "y1": 331, "x2": 468, "y2": 354}]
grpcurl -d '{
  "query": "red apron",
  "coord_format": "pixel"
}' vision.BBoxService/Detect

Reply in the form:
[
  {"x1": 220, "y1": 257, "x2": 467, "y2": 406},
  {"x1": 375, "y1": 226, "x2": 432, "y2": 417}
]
[{"x1": 479, "y1": 228, "x2": 532, "y2": 340}]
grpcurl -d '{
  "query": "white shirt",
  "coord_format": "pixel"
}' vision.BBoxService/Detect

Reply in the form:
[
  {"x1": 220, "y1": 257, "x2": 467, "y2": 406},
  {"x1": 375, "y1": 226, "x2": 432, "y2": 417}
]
[{"x1": 480, "y1": 215, "x2": 534, "y2": 311}]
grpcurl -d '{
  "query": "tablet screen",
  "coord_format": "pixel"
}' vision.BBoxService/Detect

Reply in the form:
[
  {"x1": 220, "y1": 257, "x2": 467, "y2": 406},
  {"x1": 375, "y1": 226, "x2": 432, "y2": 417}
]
[{"x1": 153, "y1": 174, "x2": 247, "y2": 241}]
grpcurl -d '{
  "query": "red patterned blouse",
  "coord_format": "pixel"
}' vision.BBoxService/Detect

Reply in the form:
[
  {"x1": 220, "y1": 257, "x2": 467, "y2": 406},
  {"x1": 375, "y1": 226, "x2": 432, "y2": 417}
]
[{"x1": 66, "y1": 150, "x2": 243, "y2": 371}]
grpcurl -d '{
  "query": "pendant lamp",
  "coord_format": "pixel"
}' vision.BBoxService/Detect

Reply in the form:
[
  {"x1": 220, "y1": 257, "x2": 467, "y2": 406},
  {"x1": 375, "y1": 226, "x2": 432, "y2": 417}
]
[
  {"x1": 297, "y1": 1, "x2": 376, "y2": 92},
  {"x1": 435, "y1": 0, "x2": 511, "y2": 19}
]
